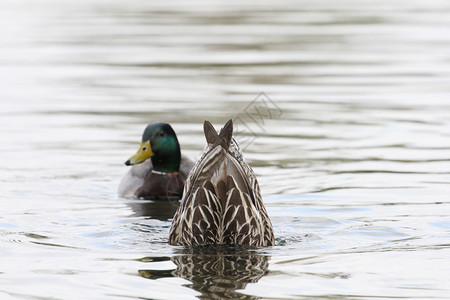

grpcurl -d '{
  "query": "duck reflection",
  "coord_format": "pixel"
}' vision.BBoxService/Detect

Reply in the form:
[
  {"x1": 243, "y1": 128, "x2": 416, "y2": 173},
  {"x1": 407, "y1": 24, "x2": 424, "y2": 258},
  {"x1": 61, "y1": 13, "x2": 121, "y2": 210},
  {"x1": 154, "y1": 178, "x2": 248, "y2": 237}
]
[
  {"x1": 127, "y1": 199, "x2": 180, "y2": 221},
  {"x1": 139, "y1": 246, "x2": 270, "y2": 299}
]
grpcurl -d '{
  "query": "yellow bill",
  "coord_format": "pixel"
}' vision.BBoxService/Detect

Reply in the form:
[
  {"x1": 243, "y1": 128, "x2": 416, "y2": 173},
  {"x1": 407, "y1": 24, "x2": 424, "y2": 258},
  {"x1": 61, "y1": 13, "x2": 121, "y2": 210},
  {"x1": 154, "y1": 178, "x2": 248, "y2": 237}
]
[{"x1": 125, "y1": 140, "x2": 153, "y2": 165}]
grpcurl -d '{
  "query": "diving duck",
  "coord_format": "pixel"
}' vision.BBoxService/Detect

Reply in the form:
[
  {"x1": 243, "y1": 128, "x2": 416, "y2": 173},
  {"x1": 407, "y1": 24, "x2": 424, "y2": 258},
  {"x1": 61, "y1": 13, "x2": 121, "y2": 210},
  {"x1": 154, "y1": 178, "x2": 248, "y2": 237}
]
[
  {"x1": 118, "y1": 122, "x2": 195, "y2": 200},
  {"x1": 169, "y1": 119, "x2": 274, "y2": 246}
]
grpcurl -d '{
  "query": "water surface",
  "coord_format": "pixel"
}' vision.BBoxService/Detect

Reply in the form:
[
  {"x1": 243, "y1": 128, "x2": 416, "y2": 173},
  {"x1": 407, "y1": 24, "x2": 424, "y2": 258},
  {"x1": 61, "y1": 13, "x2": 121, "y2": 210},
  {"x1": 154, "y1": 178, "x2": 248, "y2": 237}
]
[{"x1": 1, "y1": 0, "x2": 450, "y2": 299}]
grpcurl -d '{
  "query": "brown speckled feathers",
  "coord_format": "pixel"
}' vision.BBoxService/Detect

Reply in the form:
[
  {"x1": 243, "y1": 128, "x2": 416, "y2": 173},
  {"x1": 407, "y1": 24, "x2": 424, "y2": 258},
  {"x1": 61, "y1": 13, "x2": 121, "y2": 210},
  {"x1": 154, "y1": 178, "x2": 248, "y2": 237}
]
[{"x1": 169, "y1": 119, "x2": 274, "y2": 246}]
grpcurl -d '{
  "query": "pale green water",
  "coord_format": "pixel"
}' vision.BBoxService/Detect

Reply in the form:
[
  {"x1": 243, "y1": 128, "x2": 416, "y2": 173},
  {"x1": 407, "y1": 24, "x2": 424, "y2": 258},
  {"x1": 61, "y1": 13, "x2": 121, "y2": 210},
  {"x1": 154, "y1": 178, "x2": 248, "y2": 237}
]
[{"x1": 1, "y1": 0, "x2": 450, "y2": 299}]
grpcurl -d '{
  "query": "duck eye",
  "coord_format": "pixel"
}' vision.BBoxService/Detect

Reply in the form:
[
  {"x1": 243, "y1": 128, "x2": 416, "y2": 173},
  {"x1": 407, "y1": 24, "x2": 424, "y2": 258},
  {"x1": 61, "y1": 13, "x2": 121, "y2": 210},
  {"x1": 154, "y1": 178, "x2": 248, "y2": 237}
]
[
  {"x1": 142, "y1": 147, "x2": 147, "y2": 151},
  {"x1": 159, "y1": 131, "x2": 164, "y2": 137}
]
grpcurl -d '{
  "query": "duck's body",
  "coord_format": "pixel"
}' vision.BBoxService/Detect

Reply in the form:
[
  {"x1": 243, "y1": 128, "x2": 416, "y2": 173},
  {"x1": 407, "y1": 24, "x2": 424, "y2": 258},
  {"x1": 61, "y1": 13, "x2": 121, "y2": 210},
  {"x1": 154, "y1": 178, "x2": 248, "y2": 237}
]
[
  {"x1": 118, "y1": 155, "x2": 194, "y2": 199},
  {"x1": 169, "y1": 119, "x2": 274, "y2": 246},
  {"x1": 118, "y1": 123, "x2": 194, "y2": 200}
]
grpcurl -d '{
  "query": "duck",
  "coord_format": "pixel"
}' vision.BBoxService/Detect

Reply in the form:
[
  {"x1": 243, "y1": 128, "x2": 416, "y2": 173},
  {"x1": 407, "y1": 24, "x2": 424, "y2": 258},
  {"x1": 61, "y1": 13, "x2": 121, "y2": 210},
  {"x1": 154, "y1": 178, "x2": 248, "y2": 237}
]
[
  {"x1": 118, "y1": 122, "x2": 195, "y2": 200},
  {"x1": 169, "y1": 119, "x2": 274, "y2": 246}
]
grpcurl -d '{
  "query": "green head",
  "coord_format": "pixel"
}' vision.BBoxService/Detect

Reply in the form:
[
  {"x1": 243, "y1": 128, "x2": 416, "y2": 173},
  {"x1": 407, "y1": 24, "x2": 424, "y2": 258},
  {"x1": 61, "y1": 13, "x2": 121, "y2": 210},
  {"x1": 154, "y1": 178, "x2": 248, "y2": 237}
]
[{"x1": 125, "y1": 123, "x2": 181, "y2": 173}]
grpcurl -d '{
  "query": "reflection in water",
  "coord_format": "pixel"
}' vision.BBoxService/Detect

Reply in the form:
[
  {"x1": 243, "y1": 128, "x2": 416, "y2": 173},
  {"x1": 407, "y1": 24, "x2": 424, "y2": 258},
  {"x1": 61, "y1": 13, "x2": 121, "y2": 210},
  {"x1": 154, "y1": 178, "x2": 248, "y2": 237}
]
[
  {"x1": 139, "y1": 247, "x2": 270, "y2": 299},
  {"x1": 127, "y1": 200, "x2": 180, "y2": 220}
]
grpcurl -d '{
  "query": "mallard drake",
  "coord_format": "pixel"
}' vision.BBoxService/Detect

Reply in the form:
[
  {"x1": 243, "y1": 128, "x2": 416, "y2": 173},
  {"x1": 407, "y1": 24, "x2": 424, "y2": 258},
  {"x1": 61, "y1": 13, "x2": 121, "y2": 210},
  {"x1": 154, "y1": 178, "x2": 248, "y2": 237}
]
[
  {"x1": 118, "y1": 122, "x2": 195, "y2": 200},
  {"x1": 169, "y1": 119, "x2": 274, "y2": 246}
]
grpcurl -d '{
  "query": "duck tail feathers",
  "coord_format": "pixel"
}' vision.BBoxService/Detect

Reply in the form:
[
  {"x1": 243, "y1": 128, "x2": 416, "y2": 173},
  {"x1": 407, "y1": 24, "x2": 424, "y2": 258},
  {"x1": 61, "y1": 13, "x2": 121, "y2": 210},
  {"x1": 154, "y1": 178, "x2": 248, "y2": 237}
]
[{"x1": 203, "y1": 119, "x2": 233, "y2": 150}]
